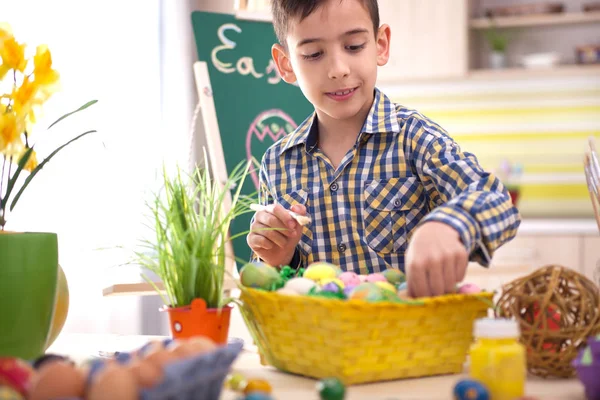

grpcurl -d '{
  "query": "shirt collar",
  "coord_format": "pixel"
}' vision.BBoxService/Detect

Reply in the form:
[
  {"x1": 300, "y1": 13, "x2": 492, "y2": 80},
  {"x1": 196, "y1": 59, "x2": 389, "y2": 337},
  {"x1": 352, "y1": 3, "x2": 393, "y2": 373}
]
[{"x1": 279, "y1": 87, "x2": 399, "y2": 156}]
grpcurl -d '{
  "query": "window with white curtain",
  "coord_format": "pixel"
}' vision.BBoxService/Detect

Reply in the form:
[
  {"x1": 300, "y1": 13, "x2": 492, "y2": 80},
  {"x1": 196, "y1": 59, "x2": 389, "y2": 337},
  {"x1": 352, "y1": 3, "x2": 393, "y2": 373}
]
[{"x1": 1, "y1": 0, "x2": 170, "y2": 335}]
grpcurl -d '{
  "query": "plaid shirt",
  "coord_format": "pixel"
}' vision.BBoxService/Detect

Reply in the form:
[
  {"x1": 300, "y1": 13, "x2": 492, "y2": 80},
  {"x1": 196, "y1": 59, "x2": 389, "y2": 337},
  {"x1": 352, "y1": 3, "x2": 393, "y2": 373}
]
[{"x1": 254, "y1": 88, "x2": 521, "y2": 274}]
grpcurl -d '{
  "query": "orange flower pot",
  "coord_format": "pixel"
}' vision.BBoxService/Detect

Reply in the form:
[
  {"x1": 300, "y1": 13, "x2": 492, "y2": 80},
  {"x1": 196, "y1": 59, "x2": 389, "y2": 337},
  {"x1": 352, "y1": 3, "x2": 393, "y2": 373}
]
[{"x1": 162, "y1": 298, "x2": 232, "y2": 345}]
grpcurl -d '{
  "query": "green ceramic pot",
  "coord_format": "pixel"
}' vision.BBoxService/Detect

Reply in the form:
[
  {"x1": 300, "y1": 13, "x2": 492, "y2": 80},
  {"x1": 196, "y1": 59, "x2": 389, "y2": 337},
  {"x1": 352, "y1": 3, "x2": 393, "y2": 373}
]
[{"x1": 0, "y1": 231, "x2": 58, "y2": 360}]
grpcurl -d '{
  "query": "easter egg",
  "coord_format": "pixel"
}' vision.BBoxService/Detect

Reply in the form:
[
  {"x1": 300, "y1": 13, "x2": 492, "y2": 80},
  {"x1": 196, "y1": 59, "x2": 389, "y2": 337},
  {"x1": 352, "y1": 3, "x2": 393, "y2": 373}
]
[
  {"x1": 338, "y1": 271, "x2": 361, "y2": 287},
  {"x1": 304, "y1": 262, "x2": 339, "y2": 281},
  {"x1": 316, "y1": 377, "x2": 345, "y2": 400},
  {"x1": 245, "y1": 392, "x2": 274, "y2": 400},
  {"x1": 398, "y1": 282, "x2": 408, "y2": 291},
  {"x1": 0, "y1": 387, "x2": 23, "y2": 400},
  {"x1": 365, "y1": 273, "x2": 387, "y2": 283},
  {"x1": 0, "y1": 357, "x2": 35, "y2": 396},
  {"x1": 321, "y1": 282, "x2": 343, "y2": 294},
  {"x1": 240, "y1": 262, "x2": 282, "y2": 290},
  {"x1": 349, "y1": 283, "x2": 399, "y2": 303},
  {"x1": 319, "y1": 277, "x2": 344, "y2": 290},
  {"x1": 453, "y1": 379, "x2": 490, "y2": 400},
  {"x1": 343, "y1": 285, "x2": 357, "y2": 298},
  {"x1": 244, "y1": 379, "x2": 272, "y2": 394},
  {"x1": 358, "y1": 275, "x2": 368, "y2": 282},
  {"x1": 284, "y1": 277, "x2": 316, "y2": 295},
  {"x1": 382, "y1": 268, "x2": 405, "y2": 285},
  {"x1": 374, "y1": 281, "x2": 396, "y2": 293},
  {"x1": 225, "y1": 372, "x2": 247, "y2": 391},
  {"x1": 458, "y1": 283, "x2": 481, "y2": 294}
]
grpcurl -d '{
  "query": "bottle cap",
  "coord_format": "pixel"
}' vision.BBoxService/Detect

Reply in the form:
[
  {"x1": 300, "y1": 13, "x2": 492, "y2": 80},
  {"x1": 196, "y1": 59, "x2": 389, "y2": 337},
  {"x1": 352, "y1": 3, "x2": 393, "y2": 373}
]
[{"x1": 474, "y1": 318, "x2": 520, "y2": 339}]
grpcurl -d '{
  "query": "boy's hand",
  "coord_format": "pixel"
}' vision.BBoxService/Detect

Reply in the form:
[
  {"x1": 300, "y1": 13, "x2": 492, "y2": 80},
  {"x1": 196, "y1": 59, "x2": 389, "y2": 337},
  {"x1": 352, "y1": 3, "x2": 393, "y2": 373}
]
[
  {"x1": 405, "y1": 221, "x2": 469, "y2": 297},
  {"x1": 247, "y1": 204, "x2": 306, "y2": 267}
]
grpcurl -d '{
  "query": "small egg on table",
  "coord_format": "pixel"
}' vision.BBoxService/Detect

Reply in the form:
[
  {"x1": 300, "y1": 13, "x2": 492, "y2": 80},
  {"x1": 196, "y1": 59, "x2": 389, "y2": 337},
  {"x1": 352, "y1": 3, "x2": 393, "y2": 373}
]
[
  {"x1": 244, "y1": 392, "x2": 274, "y2": 400},
  {"x1": 87, "y1": 363, "x2": 138, "y2": 400},
  {"x1": 316, "y1": 377, "x2": 345, "y2": 400},
  {"x1": 244, "y1": 378, "x2": 272, "y2": 394},
  {"x1": 0, "y1": 387, "x2": 24, "y2": 400},
  {"x1": 127, "y1": 359, "x2": 164, "y2": 388},
  {"x1": 169, "y1": 336, "x2": 217, "y2": 359},
  {"x1": 225, "y1": 372, "x2": 247, "y2": 391},
  {"x1": 28, "y1": 361, "x2": 86, "y2": 400}
]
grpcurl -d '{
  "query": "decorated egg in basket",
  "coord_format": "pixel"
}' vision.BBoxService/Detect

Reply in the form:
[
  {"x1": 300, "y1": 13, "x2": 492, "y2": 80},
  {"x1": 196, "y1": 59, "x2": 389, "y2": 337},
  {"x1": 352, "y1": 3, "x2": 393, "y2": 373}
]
[
  {"x1": 348, "y1": 283, "x2": 400, "y2": 302},
  {"x1": 240, "y1": 262, "x2": 282, "y2": 290},
  {"x1": 382, "y1": 268, "x2": 406, "y2": 285},
  {"x1": 304, "y1": 262, "x2": 341, "y2": 281}
]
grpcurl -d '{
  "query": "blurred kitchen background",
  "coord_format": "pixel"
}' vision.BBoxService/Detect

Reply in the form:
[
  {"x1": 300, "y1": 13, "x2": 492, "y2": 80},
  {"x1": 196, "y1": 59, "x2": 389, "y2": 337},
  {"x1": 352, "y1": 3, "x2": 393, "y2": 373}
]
[{"x1": 2, "y1": 0, "x2": 598, "y2": 340}]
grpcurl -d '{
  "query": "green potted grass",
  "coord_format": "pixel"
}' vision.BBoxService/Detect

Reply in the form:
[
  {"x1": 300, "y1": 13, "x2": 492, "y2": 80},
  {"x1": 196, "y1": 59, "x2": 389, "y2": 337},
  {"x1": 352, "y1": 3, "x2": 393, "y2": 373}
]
[{"x1": 135, "y1": 155, "x2": 255, "y2": 344}]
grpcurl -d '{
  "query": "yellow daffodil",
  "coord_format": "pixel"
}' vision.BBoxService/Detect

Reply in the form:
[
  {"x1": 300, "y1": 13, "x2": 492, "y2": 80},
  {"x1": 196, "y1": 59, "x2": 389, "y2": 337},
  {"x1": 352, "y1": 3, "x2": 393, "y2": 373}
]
[
  {"x1": 33, "y1": 45, "x2": 60, "y2": 88},
  {"x1": 0, "y1": 107, "x2": 24, "y2": 150},
  {"x1": 0, "y1": 35, "x2": 27, "y2": 79},
  {"x1": 11, "y1": 76, "x2": 47, "y2": 123}
]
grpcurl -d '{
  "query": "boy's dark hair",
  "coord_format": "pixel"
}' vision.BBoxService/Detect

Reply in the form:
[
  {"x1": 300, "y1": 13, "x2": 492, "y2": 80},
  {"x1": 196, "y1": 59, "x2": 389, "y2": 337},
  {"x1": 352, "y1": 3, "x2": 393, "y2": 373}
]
[{"x1": 270, "y1": 0, "x2": 380, "y2": 46}]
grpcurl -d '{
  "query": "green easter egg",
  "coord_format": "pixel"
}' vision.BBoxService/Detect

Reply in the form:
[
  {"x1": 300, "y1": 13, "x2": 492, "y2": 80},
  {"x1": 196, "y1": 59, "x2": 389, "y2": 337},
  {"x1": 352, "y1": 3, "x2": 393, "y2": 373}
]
[
  {"x1": 240, "y1": 262, "x2": 282, "y2": 290},
  {"x1": 317, "y1": 377, "x2": 345, "y2": 400},
  {"x1": 382, "y1": 268, "x2": 405, "y2": 285}
]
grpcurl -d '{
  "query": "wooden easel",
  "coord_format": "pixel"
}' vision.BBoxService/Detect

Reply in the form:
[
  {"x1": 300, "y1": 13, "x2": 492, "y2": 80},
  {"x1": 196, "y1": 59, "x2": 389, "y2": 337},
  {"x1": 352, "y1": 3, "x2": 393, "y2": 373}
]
[{"x1": 102, "y1": 61, "x2": 237, "y2": 297}]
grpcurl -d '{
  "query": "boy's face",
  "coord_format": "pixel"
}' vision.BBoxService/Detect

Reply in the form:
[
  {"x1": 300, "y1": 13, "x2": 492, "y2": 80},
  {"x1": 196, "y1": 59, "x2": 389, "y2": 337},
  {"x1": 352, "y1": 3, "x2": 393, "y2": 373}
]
[{"x1": 272, "y1": 0, "x2": 390, "y2": 123}]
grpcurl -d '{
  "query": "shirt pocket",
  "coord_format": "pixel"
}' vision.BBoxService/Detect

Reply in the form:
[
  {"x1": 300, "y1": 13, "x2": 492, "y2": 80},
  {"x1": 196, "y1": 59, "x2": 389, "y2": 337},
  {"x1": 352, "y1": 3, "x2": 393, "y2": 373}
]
[
  {"x1": 276, "y1": 189, "x2": 313, "y2": 257},
  {"x1": 363, "y1": 177, "x2": 419, "y2": 254}
]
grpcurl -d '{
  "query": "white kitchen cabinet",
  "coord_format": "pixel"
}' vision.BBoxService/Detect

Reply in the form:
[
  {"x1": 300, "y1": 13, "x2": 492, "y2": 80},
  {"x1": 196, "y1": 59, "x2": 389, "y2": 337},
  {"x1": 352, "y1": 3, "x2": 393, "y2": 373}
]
[{"x1": 377, "y1": 0, "x2": 469, "y2": 82}]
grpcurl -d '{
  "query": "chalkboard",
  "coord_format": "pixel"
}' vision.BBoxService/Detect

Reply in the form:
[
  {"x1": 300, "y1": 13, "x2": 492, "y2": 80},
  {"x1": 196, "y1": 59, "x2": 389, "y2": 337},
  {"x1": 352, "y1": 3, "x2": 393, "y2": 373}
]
[{"x1": 191, "y1": 11, "x2": 313, "y2": 268}]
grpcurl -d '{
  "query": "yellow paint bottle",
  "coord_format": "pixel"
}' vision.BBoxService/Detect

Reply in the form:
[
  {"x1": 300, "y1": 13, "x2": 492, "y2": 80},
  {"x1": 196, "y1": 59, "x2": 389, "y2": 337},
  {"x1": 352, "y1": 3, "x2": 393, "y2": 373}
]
[{"x1": 469, "y1": 318, "x2": 526, "y2": 400}]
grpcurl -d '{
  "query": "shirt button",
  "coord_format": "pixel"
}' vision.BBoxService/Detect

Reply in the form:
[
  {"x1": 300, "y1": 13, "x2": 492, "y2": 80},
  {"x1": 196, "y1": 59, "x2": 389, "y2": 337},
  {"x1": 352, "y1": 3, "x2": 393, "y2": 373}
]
[
  {"x1": 337, "y1": 243, "x2": 347, "y2": 253},
  {"x1": 330, "y1": 182, "x2": 339, "y2": 192},
  {"x1": 393, "y1": 198, "x2": 401, "y2": 207}
]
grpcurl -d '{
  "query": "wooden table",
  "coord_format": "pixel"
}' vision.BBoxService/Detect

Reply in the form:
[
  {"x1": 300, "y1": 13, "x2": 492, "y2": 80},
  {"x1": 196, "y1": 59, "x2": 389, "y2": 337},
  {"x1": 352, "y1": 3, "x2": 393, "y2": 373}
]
[{"x1": 48, "y1": 333, "x2": 587, "y2": 400}]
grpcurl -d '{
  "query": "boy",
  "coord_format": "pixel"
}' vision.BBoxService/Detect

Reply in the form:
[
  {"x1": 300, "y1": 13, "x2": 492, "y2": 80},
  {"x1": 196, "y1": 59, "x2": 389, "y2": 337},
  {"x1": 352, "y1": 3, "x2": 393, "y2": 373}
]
[{"x1": 247, "y1": 0, "x2": 521, "y2": 298}]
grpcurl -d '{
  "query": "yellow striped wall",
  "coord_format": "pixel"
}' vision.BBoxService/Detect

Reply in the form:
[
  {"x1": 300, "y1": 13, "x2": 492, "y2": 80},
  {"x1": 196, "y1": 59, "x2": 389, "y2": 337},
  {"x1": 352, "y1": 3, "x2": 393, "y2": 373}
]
[{"x1": 381, "y1": 76, "x2": 600, "y2": 218}]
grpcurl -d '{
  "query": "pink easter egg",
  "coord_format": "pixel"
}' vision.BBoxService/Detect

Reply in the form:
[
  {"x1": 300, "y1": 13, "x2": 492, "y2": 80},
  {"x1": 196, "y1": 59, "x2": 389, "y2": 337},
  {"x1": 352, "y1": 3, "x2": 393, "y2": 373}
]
[
  {"x1": 365, "y1": 273, "x2": 387, "y2": 283},
  {"x1": 458, "y1": 283, "x2": 481, "y2": 294},
  {"x1": 338, "y1": 272, "x2": 361, "y2": 287},
  {"x1": 358, "y1": 275, "x2": 368, "y2": 282}
]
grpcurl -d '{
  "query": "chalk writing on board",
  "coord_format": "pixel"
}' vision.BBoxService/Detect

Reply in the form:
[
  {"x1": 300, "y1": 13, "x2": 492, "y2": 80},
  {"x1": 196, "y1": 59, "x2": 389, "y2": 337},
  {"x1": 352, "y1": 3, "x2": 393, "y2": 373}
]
[
  {"x1": 246, "y1": 109, "x2": 298, "y2": 189},
  {"x1": 211, "y1": 23, "x2": 281, "y2": 85}
]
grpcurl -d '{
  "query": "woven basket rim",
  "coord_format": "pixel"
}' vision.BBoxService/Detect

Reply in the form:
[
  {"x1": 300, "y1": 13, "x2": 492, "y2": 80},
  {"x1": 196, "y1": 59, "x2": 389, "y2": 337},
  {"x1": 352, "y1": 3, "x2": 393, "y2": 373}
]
[{"x1": 240, "y1": 286, "x2": 494, "y2": 309}]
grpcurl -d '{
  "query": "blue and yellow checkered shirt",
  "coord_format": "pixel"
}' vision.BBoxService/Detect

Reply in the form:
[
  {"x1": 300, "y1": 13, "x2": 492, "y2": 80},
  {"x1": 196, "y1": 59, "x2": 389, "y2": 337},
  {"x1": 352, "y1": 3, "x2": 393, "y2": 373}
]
[{"x1": 254, "y1": 88, "x2": 521, "y2": 274}]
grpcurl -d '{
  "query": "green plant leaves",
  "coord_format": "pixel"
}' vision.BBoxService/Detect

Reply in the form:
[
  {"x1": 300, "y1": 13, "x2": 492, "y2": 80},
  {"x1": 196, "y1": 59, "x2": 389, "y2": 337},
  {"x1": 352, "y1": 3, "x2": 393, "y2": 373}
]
[
  {"x1": 47, "y1": 99, "x2": 98, "y2": 130},
  {"x1": 9, "y1": 129, "x2": 97, "y2": 211}
]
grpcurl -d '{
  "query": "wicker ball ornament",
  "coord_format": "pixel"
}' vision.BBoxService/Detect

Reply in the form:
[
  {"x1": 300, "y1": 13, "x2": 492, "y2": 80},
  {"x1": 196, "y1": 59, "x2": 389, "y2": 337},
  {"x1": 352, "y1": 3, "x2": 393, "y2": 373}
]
[{"x1": 495, "y1": 265, "x2": 600, "y2": 378}]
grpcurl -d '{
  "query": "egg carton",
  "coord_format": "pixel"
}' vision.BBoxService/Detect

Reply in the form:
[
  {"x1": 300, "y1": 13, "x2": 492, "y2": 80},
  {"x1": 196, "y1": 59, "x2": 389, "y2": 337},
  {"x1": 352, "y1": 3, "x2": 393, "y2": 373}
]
[{"x1": 63, "y1": 340, "x2": 243, "y2": 400}]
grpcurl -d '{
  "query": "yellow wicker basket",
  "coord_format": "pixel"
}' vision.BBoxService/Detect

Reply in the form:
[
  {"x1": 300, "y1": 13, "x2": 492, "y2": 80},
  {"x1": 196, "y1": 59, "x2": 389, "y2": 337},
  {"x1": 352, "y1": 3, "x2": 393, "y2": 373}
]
[{"x1": 239, "y1": 287, "x2": 493, "y2": 385}]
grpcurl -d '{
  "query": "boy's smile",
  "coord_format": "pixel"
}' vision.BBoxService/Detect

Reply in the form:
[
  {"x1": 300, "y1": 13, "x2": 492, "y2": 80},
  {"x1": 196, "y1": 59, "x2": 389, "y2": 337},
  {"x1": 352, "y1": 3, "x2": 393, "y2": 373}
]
[{"x1": 272, "y1": 0, "x2": 390, "y2": 131}]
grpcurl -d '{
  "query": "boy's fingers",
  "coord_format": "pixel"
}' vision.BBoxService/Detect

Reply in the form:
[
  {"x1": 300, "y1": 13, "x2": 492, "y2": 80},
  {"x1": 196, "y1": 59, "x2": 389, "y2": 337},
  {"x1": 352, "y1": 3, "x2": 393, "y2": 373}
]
[
  {"x1": 455, "y1": 251, "x2": 469, "y2": 282},
  {"x1": 247, "y1": 231, "x2": 273, "y2": 250},
  {"x1": 290, "y1": 204, "x2": 307, "y2": 215},
  {"x1": 443, "y1": 262, "x2": 456, "y2": 294},
  {"x1": 408, "y1": 263, "x2": 428, "y2": 298},
  {"x1": 428, "y1": 263, "x2": 445, "y2": 297},
  {"x1": 270, "y1": 204, "x2": 297, "y2": 229},
  {"x1": 250, "y1": 222, "x2": 288, "y2": 248},
  {"x1": 256, "y1": 208, "x2": 295, "y2": 237}
]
